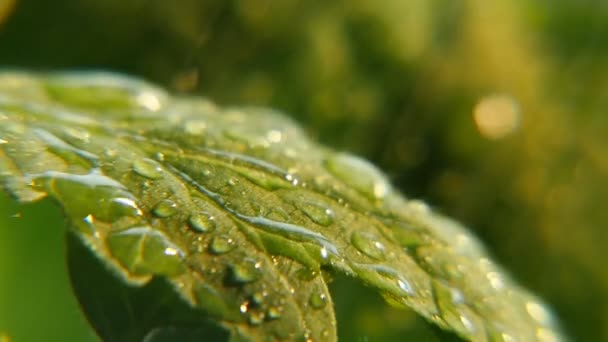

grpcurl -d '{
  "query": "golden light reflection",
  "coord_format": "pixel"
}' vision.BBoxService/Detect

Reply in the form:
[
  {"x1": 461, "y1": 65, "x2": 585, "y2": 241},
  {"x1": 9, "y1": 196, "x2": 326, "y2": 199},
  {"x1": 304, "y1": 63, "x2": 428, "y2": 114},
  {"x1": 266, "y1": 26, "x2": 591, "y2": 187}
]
[
  {"x1": 0, "y1": 0, "x2": 15, "y2": 25},
  {"x1": 473, "y1": 94, "x2": 521, "y2": 139}
]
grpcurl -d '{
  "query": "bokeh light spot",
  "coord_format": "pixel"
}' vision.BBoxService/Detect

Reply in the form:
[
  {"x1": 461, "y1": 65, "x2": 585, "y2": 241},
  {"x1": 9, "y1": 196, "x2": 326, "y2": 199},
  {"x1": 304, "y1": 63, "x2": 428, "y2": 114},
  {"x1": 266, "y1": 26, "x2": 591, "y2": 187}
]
[{"x1": 473, "y1": 94, "x2": 521, "y2": 139}]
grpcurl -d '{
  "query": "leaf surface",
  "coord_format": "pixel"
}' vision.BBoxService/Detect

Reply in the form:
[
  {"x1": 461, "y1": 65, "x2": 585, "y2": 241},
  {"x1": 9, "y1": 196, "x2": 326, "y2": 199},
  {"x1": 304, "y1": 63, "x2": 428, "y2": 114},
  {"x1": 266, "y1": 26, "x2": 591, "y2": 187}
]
[{"x1": 0, "y1": 71, "x2": 564, "y2": 341}]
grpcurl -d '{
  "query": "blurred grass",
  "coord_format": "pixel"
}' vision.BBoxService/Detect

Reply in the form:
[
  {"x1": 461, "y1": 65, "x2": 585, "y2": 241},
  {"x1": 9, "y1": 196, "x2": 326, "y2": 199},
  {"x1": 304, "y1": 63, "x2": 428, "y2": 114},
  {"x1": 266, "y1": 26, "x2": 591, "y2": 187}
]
[{"x1": 1, "y1": 0, "x2": 607, "y2": 340}]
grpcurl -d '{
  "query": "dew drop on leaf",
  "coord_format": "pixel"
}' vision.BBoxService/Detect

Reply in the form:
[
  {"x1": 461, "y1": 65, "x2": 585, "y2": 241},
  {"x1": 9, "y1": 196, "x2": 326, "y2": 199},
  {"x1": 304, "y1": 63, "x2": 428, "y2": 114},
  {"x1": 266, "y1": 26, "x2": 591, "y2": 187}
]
[
  {"x1": 250, "y1": 292, "x2": 265, "y2": 306},
  {"x1": 295, "y1": 267, "x2": 319, "y2": 281},
  {"x1": 0, "y1": 71, "x2": 566, "y2": 342},
  {"x1": 209, "y1": 235, "x2": 235, "y2": 254},
  {"x1": 407, "y1": 199, "x2": 431, "y2": 215},
  {"x1": 309, "y1": 290, "x2": 327, "y2": 309},
  {"x1": 30, "y1": 171, "x2": 142, "y2": 228},
  {"x1": 132, "y1": 158, "x2": 163, "y2": 179},
  {"x1": 353, "y1": 264, "x2": 416, "y2": 299},
  {"x1": 536, "y1": 327, "x2": 561, "y2": 342},
  {"x1": 266, "y1": 306, "x2": 282, "y2": 320},
  {"x1": 396, "y1": 276, "x2": 414, "y2": 296},
  {"x1": 240, "y1": 301, "x2": 250, "y2": 313},
  {"x1": 109, "y1": 197, "x2": 144, "y2": 218},
  {"x1": 351, "y1": 231, "x2": 386, "y2": 260},
  {"x1": 248, "y1": 310, "x2": 265, "y2": 326},
  {"x1": 228, "y1": 258, "x2": 262, "y2": 284},
  {"x1": 459, "y1": 312, "x2": 476, "y2": 333},
  {"x1": 526, "y1": 300, "x2": 554, "y2": 326},
  {"x1": 183, "y1": 119, "x2": 207, "y2": 135},
  {"x1": 298, "y1": 200, "x2": 335, "y2": 226},
  {"x1": 414, "y1": 245, "x2": 463, "y2": 280},
  {"x1": 152, "y1": 199, "x2": 177, "y2": 218},
  {"x1": 486, "y1": 271, "x2": 505, "y2": 291},
  {"x1": 188, "y1": 213, "x2": 216, "y2": 233}
]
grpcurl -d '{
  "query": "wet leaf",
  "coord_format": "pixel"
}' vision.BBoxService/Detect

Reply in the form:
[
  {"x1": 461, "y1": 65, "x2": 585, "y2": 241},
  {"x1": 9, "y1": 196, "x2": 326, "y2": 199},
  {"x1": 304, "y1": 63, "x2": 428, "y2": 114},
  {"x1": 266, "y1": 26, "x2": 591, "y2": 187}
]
[{"x1": 0, "y1": 71, "x2": 565, "y2": 341}]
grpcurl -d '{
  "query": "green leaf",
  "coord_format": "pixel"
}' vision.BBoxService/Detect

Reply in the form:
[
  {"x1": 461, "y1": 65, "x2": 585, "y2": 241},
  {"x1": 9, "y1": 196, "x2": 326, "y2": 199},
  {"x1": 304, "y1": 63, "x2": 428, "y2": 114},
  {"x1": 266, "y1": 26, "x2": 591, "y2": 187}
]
[{"x1": 0, "y1": 71, "x2": 565, "y2": 341}]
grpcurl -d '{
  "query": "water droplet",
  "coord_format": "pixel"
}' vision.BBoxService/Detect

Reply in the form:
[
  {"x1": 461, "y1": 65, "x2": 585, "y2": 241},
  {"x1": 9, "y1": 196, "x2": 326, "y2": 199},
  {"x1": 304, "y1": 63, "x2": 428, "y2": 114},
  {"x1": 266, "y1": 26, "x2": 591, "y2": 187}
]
[
  {"x1": 228, "y1": 258, "x2": 262, "y2": 284},
  {"x1": 351, "y1": 231, "x2": 386, "y2": 260},
  {"x1": 250, "y1": 292, "x2": 266, "y2": 306},
  {"x1": 459, "y1": 314, "x2": 475, "y2": 333},
  {"x1": 62, "y1": 127, "x2": 90, "y2": 143},
  {"x1": 536, "y1": 328, "x2": 560, "y2": 342},
  {"x1": 285, "y1": 173, "x2": 300, "y2": 186},
  {"x1": 266, "y1": 306, "x2": 282, "y2": 320},
  {"x1": 104, "y1": 148, "x2": 118, "y2": 157},
  {"x1": 266, "y1": 129, "x2": 283, "y2": 143},
  {"x1": 153, "y1": 199, "x2": 177, "y2": 218},
  {"x1": 413, "y1": 245, "x2": 463, "y2": 280},
  {"x1": 498, "y1": 332, "x2": 517, "y2": 342},
  {"x1": 83, "y1": 214, "x2": 94, "y2": 225},
  {"x1": 431, "y1": 280, "x2": 480, "y2": 338},
  {"x1": 132, "y1": 158, "x2": 163, "y2": 179},
  {"x1": 526, "y1": 300, "x2": 554, "y2": 326},
  {"x1": 295, "y1": 268, "x2": 319, "y2": 281},
  {"x1": 238, "y1": 168, "x2": 290, "y2": 191},
  {"x1": 111, "y1": 197, "x2": 143, "y2": 217},
  {"x1": 351, "y1": 264, "x2": 416, "y2": 298},
  {"x1": 192, "y1": 283, "x2": 231, "y2": 318},
  {"x1": 298, "y1": 201, "x2": 335, "y2": 226},
  {"x1": 209, "y1": 235, "x2": 235, "y2": 254},
  {"x1": 184, "y1": 120, "x2": 207, "y2": 135},
  {"x1": 397, "y1": 277, "x2": 414, "y2": 296},
  {"x1": 320, "y1": 247, "x2": 329, "y2": 259},
  {"x1": 30, "y1": 171, "x2": 142, "y2": 229},
  {"x1": 154, "y1": 152, "x2": 165, "y2": 161},
  {"x1": 248, "y1": 311, "x2": 265, "y2": 325},
  {"x1": 136, "y1": 91, "x2": 163, "y2": 111},
  {"x1": 309, "y1": 290, "x2": 327, "y2": 309},
  {"x1": 407, "y1": 200, "x2": 430, "y2": 215},
  {"x1": 164, "y1": 247, "x2": 179, "y2": 256},
  {"x1": 450, "y1": 287, "x2": 465, "y2": 305},
  {"x1": 188, "y1": 213, "x2": 216, "y2": 233},
  {"x1": 486, "y1": 271, "x2": 505, "y2": 290},
  {"x1": 325, "y1": 152, "x2": 391, "y2": 200},
  {"x1": 106, "y1": 226, "x2": 185, "y2": 276},
  {"x1": 80, "y1": 214, "x2": 98, "y2": 237}
]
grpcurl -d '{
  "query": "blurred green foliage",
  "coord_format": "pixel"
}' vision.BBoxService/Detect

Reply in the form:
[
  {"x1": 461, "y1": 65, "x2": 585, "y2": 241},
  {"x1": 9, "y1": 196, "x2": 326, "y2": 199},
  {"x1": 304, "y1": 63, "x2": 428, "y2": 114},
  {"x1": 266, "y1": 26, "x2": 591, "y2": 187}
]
[
  {"x1": 0, "y1": 192, "x2": 97, "y2": 341},
  {"x1": 0, "y1": 0, "x2": 607, "y2": 340}
]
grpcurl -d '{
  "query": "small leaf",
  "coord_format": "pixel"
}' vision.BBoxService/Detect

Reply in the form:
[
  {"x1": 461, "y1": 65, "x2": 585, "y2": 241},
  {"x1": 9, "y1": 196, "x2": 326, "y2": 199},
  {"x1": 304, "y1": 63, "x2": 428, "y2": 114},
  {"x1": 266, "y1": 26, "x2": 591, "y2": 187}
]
[{"x1": 0, "y1": 71, "x2": 565, "y2": 341}]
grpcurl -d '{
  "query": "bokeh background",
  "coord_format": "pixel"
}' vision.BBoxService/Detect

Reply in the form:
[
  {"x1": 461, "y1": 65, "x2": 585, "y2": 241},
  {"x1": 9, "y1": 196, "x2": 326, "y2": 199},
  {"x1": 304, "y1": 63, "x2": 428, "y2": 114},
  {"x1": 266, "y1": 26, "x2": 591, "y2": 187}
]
[{"x1": 1, "y1": 0, "x2": 607, "y2": 340}]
